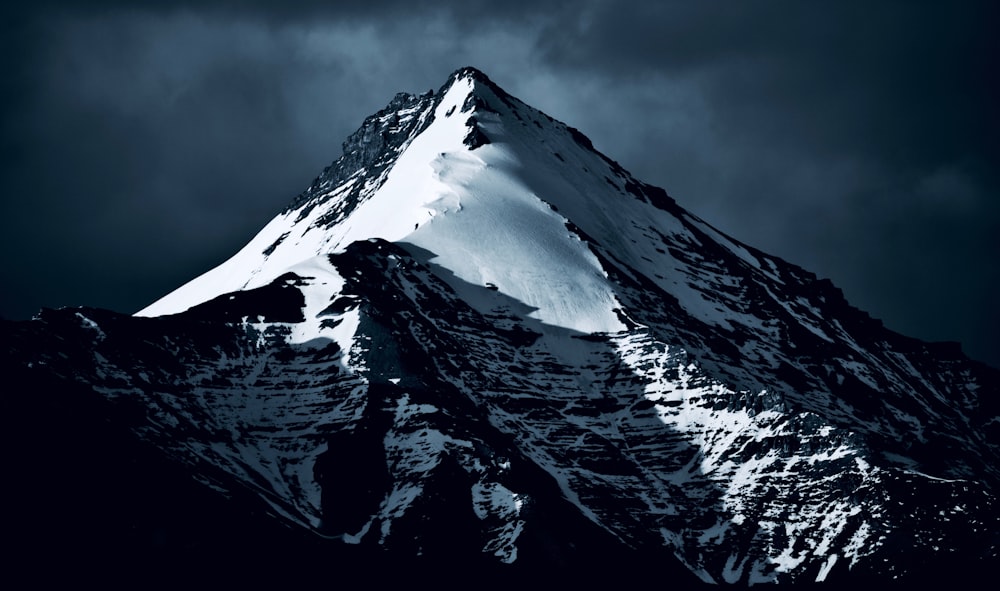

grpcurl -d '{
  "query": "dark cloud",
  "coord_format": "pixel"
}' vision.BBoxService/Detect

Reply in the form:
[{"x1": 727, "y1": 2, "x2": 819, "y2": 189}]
[
  {"x1": 1, "y1": 2, "x2": 997, "y2": 368},
  {"x1": 0, "y1": 2, "x2": 557, "y2": 315},
  {"x1": 534, "y1": 1, "x2": 1000, "y2": 367}
]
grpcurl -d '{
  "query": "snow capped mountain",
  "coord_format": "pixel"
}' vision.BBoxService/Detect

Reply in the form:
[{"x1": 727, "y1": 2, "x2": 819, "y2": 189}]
[
  {"x1": 4, "y1": 67, "x2": 998, "y2": 585},
  {"x1": 137, "y1": 68, "x2": 629, "y2": 334}
]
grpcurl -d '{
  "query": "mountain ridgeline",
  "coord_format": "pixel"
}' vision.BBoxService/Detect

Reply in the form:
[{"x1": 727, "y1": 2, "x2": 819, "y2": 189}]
[{"x1": 4, "y1": 67, "x2": 997, "y2": 586}]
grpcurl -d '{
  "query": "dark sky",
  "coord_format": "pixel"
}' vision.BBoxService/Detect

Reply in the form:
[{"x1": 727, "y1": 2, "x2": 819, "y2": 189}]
[{"x1": 2, "y1": 1, "x2": 998, "y2": 368}]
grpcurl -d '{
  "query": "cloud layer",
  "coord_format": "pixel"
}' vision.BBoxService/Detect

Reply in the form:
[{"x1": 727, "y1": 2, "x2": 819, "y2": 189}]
[{"x1": 2, "y1": 1, "x2": 997, "y2": 367}]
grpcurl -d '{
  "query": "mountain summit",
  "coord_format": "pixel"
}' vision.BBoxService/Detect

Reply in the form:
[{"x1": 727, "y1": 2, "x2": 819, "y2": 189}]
[
  {"x1": 5, "y1": 67, "x2": 998, "y2": 585},
  {"x1": 138, "y1": 66, "x2": 634, "y2": 334}
]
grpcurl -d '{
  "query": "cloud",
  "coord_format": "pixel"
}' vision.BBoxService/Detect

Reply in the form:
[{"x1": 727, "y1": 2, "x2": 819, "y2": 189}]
[
  {"x1": 0, "y1": 5, "x2": 558, "y2": 312},
  {"x1": 530, "y1": 1, "x2": 1000, "y2": 365},
  {"x1": 1, "y1": 1, "x2": 997, "y2": 368}
]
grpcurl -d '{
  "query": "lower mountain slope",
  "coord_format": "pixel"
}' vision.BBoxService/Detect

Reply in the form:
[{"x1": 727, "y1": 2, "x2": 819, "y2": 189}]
[{"x1": 5, "y1": 238, "x2": 997, "y2": 585}]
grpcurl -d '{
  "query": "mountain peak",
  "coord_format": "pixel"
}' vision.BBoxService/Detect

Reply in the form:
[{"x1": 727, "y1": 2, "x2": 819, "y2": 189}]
[
  {"x1": 450, "y1": 65, "x2": 488, "y2": 81},
  {"x1": 448, "y1": 65, "x2": 494, "y2": 87},
  {"x1": 442, "y1": 66, "x2": 518, "y2": 121},
  {"x1": 280, "y1": 68, "x2": 506, "y2": 220}
]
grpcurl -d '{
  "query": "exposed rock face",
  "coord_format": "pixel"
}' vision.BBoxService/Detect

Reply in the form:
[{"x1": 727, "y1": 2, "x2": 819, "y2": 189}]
[{"x1": 4, "y1": 67, "x2": 998, "y2": 585}]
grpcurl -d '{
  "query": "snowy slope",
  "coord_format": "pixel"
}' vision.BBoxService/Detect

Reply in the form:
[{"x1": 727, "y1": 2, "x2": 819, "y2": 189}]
[
  {"x1": 7, "y1": 67, "x2": 998, "y2": 584},
  {"x1": 136, "y1": 68, "x2": 804, "y2": 337},
  {"x1": 137, "y1": 71, "x2": 625, "y2": 333}
]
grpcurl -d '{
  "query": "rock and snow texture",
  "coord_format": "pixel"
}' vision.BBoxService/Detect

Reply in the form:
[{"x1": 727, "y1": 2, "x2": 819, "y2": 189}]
[
  {"x1": 7, "y1": 68, "x2": 998, "y2": 584},
  {"x1": 137, "y1": 73, "x2": 624, "y2": 334}
]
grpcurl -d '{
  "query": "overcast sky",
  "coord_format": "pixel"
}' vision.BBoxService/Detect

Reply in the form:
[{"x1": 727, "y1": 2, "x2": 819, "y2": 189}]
[{"x1": 2, "y1": 1, "x2": 997, "y2": 368}]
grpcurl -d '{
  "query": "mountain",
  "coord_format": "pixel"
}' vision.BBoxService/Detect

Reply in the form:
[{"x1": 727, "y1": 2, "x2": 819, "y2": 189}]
[{"x1": 3, "y1": 67, "x2": 998, "y2": 586}]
